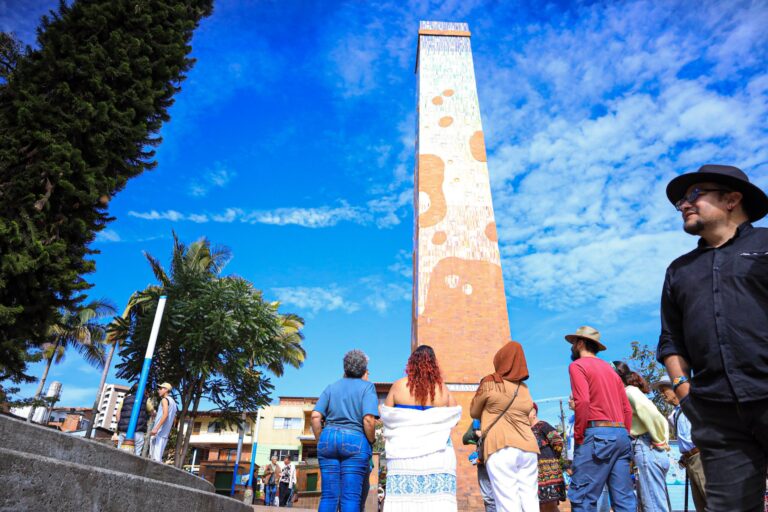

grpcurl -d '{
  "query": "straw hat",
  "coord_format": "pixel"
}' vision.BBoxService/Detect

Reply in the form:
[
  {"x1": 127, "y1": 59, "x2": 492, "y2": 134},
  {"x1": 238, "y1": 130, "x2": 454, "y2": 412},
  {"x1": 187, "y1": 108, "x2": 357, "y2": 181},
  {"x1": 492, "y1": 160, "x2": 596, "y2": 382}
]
[
  {"x1": 159, "y1": 382, "x2": 173, "y2": 391},
  {"x1": 564, "y1": 325, "x2": 607, "y2": 352}
]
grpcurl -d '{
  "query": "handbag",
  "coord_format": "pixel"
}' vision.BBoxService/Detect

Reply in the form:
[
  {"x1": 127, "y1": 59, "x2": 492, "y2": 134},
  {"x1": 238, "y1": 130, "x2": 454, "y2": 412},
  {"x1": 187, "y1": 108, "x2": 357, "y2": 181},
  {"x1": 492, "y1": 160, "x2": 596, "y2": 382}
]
[{"x1": 476, "y1": 382, "x2": 521, "y2": 464}]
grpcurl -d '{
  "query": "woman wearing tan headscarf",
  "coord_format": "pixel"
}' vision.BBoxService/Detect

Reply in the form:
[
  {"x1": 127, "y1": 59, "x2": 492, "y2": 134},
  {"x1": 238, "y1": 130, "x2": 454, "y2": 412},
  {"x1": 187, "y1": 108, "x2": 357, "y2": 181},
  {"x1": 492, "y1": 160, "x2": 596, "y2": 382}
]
[{"x1": 470, "y1": 341, "x2": 539, "y2": 512}]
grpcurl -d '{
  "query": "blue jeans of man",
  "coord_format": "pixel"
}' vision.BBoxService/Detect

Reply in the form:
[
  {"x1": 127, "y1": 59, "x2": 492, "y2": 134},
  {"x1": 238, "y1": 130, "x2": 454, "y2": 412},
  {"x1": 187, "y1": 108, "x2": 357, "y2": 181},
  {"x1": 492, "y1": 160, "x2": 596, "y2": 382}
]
[
  {"x1": 568, "y1": 426, "x2": 636, "y2": 512},
  {"x1": 264, "y1": 483, "x2": 277, "y2": 506},
  {"x1": 632, "y1": 434, "x2": 670, "y2": 512},
  {"x1": 318, "y1": 426, "x2": 372, "y2": 512}
]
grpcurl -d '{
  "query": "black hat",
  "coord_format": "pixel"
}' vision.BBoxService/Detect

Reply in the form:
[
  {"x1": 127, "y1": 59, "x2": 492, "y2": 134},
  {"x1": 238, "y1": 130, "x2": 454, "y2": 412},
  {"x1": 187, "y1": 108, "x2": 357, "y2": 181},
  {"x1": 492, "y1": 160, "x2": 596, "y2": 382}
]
[{"x1": 666, "y1": 164, "x2": 768, "y2": 222}]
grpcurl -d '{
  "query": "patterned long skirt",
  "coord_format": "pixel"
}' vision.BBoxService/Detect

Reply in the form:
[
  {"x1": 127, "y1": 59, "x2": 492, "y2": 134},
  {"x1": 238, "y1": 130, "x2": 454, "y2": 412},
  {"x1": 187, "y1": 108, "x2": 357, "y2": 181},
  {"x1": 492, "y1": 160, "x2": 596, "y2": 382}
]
[{"x1": 538, "y1": 457, "x2": 566, "y2": 503}]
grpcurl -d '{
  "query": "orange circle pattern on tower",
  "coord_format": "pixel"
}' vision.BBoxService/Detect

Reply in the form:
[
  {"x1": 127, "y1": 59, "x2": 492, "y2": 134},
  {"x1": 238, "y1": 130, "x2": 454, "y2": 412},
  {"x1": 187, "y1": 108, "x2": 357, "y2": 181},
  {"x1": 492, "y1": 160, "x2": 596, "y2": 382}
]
[{"x1": 432, "y1": 231, "x2": 447, "y2": 245}]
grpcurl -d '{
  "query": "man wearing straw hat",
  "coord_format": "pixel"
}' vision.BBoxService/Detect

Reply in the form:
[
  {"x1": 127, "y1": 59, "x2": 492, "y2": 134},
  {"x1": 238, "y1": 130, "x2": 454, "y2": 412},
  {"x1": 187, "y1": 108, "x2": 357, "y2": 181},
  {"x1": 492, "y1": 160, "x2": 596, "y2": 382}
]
[
  {"x1": 565, "y1": 326, "x2": 636, "y2": 512},
  {"x1": 149, "y1": 382, "x2": 177, "y2": 463},
  {"x1": 657, "y1": 164, "x2": 768, "y2": 511}
]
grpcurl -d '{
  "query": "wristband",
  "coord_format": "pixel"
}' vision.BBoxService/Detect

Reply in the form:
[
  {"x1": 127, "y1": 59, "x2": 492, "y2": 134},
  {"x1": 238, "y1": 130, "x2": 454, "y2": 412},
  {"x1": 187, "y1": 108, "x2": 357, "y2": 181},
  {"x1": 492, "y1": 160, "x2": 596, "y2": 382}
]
[{"x1": 672, "y1": 375, "x2": 689, "y2": 391}]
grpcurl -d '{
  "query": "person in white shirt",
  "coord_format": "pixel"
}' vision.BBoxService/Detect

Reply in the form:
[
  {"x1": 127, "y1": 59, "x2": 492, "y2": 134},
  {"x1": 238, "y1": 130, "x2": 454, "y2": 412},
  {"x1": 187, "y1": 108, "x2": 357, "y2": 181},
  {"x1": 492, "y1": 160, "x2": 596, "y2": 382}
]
[
  {"x1": 279, "y1": 455, "x2": 297, "y2": 507},
  {"x1": 653, "y1": 375, "x2": 706, "y2": 512}
]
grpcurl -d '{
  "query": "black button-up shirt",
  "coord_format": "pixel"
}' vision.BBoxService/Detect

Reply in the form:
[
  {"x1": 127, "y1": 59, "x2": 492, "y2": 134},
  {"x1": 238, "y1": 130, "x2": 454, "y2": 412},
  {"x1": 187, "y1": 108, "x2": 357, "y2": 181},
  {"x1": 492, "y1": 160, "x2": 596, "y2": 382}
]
[{"x1": 657, "y1": 222, "x2": 768, "y2": 402}]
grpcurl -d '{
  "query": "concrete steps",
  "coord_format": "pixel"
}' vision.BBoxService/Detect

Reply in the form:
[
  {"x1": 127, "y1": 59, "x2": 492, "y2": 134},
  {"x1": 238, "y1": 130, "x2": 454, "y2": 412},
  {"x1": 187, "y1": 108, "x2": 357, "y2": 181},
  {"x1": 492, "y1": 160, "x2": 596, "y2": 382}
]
[{"x1": 0, "y1": 413, "x2": 250, "y2": 512}]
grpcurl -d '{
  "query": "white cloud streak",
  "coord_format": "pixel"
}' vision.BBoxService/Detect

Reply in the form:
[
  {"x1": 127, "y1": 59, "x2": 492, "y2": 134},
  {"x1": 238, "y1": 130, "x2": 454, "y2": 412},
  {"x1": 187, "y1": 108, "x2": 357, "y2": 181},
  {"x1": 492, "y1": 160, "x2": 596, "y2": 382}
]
[
  {"x1": 272, "y1": 286, "x2": 359, "y2": 315},
  {"x1": 188, "y1": 162, "x2": 236, "y2": 197},
  {"x1": 95, "y1": 229, "x2": 121, "y2": 243},
  {"x1": 127, "y1": 192, "x2": 411, "y2": 229}
]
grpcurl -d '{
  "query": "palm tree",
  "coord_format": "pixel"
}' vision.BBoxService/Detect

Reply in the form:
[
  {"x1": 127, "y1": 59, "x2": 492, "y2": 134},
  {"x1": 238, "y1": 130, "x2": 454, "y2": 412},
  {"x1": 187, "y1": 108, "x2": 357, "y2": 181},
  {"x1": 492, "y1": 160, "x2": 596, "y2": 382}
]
[
  {"x1": 86, "y1": 293, "x2": 155, "y2": 437},
  {"x1": 265, "y1": 311, "x2": 307, "y2": 377},
  {"x1": 27, "y1": 299, "x2": 116, "y2": 422}
]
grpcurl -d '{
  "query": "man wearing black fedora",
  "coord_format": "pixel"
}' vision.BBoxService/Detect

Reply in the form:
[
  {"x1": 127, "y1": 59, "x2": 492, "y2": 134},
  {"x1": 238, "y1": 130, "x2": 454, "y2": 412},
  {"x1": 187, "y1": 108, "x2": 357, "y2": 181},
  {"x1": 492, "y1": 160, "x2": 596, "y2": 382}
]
[{"x1": 657, "y1": 164, "x2": 768, "y2": 512}]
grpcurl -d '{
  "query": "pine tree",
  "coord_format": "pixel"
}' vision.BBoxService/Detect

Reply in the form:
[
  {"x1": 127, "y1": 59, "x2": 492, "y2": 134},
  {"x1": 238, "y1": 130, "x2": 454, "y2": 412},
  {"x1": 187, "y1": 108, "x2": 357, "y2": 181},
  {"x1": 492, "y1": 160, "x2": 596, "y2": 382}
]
[{"x1": 0, "y1": 0, "x2": 213, "y2": 384}]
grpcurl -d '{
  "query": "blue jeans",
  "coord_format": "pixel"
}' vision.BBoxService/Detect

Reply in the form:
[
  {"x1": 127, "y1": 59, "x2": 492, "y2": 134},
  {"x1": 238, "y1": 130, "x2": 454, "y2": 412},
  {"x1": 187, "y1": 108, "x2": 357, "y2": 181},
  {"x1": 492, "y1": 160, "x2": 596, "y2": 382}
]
[
  {"x1": 318, "y1": 426, "x2": 372, "y2": 512},
  {"x1": 264, "y1": 483, "x2": 277, "y2": 506},
  {"x1": 477, "y1": 463, "x2": 496, "y2": 511},
  {"x1": 569, "y1": 427, "x2": 637, "y2": 512},
  {"x1": 597, "y1": 485, "x2": 611, "y2": 512},
  {"x1": 632, "y1": 434, "x2": 670, "y2": 512}
]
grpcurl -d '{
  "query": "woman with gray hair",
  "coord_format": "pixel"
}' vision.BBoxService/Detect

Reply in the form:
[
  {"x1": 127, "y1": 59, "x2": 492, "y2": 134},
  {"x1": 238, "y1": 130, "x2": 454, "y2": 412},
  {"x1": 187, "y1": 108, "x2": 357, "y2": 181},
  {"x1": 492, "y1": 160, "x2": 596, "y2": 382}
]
[{"x1": 311, "y1": 349, "x2": 379, "y2": 512}]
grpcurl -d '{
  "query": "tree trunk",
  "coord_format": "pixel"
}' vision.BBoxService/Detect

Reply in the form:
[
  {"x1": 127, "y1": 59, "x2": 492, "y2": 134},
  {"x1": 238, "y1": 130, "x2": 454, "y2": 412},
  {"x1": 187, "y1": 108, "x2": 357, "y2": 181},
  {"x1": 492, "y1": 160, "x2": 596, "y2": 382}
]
[
  {"x1": 28, "y1": 349, "x2": 56, "y2": 422},
  {"x1": 172, "y1": 378, "x2": 197, "y2": 467},
  {"x1": 86, "y1": 341, "x2": 117, "y2": 438},
  {"x1": 175, "y1": 379, "x2": 203, "y2": 468}
]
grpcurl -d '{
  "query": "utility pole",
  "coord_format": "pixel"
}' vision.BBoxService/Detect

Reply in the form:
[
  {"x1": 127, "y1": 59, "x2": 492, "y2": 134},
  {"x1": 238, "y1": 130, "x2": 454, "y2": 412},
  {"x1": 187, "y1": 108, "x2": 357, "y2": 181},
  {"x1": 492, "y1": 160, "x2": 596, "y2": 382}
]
[
  {"x1": 559, "y1": 399, "x2": 566, "y2": 436},
  {"x1": 230, "y1": 413, "x2": 247, "y2": 497},
  {"x1": 243, "y1": 410, "x2": 262, "y2": 504}
]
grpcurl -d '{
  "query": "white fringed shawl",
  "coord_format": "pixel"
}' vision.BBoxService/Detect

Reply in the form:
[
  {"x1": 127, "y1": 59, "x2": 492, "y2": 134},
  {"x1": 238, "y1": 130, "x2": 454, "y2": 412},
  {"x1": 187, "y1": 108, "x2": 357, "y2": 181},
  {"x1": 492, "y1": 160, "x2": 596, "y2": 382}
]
[
  {"x1": 381, "y1": 405, "x2": 462, "y2": 460},
  {"x1": 381, "y1": 405, "x2": 462, "y2": 511}
]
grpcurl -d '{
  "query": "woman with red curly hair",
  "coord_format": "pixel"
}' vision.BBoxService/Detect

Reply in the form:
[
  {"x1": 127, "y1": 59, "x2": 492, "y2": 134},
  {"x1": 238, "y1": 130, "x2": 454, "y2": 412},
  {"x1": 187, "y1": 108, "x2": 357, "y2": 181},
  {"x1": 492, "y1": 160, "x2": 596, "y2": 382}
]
[{"x1": 381, "y1": 345, "x2": 461, "y2": 511}]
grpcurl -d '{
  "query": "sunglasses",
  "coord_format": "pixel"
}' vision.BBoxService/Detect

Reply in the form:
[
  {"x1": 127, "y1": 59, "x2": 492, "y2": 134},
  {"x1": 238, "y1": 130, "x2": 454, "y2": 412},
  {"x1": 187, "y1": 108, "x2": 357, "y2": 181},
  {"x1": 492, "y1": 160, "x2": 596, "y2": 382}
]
[{"x1": 675, "y1": 188, "x2": 731, "y2": 211}]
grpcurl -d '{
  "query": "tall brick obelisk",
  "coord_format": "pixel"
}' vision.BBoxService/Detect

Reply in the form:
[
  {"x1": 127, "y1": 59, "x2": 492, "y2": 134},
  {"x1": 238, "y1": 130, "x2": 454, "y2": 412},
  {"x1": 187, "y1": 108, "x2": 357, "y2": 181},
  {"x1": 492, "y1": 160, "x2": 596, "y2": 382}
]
[{"x1": 412, "y1": 21, "x2": 511, "y2": 510}]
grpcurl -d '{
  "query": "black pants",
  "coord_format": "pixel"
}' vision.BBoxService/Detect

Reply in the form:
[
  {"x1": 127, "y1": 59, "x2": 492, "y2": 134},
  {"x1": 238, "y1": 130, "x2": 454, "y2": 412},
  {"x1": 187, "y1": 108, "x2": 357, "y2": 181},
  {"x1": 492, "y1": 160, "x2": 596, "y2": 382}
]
[
  {"x1": 682, "y1": 395, "x2": 768, "y2": 512},
  {"x1": 279, "y1": 482, "x2": 292, "y2": 507}
]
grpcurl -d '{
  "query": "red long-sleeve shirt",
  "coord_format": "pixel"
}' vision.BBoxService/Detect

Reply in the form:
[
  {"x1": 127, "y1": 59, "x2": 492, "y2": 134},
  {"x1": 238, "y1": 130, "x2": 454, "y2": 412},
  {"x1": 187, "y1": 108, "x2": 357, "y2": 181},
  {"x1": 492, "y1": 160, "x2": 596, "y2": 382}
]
[{"x1": 568, "y1": 357, "x2": 632, "y2": 445}]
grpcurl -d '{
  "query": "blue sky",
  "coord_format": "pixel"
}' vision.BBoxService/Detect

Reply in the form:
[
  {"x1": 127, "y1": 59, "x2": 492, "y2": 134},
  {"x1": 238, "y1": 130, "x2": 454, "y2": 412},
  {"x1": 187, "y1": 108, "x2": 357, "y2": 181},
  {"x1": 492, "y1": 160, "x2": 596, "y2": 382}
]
[{"x1": 3, "y1": 0, "x2": 768, "y2": 425}]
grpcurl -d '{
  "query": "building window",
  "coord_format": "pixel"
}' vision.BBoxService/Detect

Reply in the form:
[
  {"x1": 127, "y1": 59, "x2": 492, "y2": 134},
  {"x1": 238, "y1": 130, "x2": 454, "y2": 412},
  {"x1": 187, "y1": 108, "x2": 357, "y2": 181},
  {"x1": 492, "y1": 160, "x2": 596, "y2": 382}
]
[
  {"x1": 273, "y1": 417, "x2": 303, "y2": 430},
  {"x1": 193, "y1": 422, "x2": 201, "y2": 434},
  {"x1": 269, "y1": 449, "x2": 299, "y2": 461},
  {"x1": 207, "y1": 421, "x2": 221, "y2": 433}
]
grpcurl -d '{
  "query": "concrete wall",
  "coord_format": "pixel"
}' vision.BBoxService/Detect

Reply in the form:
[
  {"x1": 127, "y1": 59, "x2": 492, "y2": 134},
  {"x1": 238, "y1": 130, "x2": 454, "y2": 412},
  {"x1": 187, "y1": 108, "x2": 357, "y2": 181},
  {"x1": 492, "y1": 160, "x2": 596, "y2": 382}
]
[{"x1": 0, "y1": 414, "x2": 250, "y2": 512}]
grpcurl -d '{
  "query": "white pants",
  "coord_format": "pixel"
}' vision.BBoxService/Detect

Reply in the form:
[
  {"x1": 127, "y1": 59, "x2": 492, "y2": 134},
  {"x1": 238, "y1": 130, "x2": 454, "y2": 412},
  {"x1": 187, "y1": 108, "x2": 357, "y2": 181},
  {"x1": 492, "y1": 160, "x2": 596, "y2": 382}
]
[
  {"x1": 485, "y1": 446, "x2": 539, "y2": 512},
  {"x1": 150, "y1": 435, "x2": 169, "y2": 462},
  {"x1": 117, "y1": 432, "x2": 144, "y2": 456}
]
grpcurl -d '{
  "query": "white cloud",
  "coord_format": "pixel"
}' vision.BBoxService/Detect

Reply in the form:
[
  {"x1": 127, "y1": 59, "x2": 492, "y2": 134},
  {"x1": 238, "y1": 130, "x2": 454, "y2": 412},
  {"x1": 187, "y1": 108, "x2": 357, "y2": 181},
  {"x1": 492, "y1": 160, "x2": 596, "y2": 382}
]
[
  {"x1": 243, "y1": 204, "x2": 365, "y2": 228},
  {"x1": 272, "y1": 286, "x2": 359, "y2": 315},
  {"x1": 95, "y1": 229, "x2": 121, "y2": 243},
  {"x1": 360, "y1": 276, "x2": 411, "y2": 314},
  {"x1": 127, "y1": 196, "x2": 412, "y2": 229},
  {"x1": 480, "y1": 0, "x2": 768, "y2": 315},
  {"x1": 128, "y1": 210, "x2": 185, "y2": 222},
  {"x1": 188, "y1": 162, "x2": 236, "y2": 197}
]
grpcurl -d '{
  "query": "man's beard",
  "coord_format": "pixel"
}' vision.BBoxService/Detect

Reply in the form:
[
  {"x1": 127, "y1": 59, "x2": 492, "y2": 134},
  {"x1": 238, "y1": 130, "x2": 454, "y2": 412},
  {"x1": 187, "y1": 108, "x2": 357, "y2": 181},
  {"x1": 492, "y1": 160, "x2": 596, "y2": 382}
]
[
  {"x1": 570, "y1": 346, "x2": 580, "y2": 361},
  {"x1": 683, "y1": 217, "x2": 705, "y2": 235}
]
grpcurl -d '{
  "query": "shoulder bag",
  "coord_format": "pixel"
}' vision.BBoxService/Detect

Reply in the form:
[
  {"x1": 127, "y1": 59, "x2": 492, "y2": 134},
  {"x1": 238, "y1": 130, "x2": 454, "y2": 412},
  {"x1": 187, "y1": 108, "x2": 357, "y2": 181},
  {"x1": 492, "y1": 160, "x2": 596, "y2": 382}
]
[{"x1": 476, "y1": 382, "x2": 521, "y2": 464}]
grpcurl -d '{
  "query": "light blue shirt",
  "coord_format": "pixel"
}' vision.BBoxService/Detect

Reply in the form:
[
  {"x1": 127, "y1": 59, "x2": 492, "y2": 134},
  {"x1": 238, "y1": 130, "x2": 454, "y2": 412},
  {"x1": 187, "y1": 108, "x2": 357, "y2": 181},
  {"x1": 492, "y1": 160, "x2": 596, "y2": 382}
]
[
  {"x1": 670, "y1": 406, "x2": 695, "y2": 453},
  {"x1": 314, "y1": 378, "x2": 379, "y2": 434},
  {"x1": 566, "y1": 414, "x2": 575, "y2": 461},
  {"x1": 155, "y1": 395, "x2": 177, "y2": 438}
]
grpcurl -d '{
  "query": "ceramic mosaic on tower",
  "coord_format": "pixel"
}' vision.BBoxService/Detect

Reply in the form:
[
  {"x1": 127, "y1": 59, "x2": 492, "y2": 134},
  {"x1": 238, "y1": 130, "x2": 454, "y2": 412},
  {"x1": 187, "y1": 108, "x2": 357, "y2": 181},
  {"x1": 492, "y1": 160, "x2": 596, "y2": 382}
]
[
  {"x1": 412, "y1": 21, "x2": 510, "y2": 383},
  {"x1": 412, "y1": 21, "x2": 512, "y2": 510}
]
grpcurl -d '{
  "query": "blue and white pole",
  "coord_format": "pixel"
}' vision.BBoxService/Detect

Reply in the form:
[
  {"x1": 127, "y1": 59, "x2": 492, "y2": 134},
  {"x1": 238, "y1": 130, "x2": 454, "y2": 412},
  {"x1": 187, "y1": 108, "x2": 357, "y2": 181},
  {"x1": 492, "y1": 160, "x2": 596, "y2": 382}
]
[
  {"x1": 119, "y1": 295, "x2": 167, "y2": 453},
  {"x1": 243, "y1": 410, "x2": 262, "y2": 504}
]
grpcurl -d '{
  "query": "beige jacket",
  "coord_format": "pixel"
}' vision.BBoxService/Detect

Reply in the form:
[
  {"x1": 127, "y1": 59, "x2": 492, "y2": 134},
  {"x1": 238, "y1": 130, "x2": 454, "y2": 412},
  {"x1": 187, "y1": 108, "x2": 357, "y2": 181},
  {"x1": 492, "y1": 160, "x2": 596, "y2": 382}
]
[{"x1": 470, "y1": 380, "x2": 539, "y2": 460}]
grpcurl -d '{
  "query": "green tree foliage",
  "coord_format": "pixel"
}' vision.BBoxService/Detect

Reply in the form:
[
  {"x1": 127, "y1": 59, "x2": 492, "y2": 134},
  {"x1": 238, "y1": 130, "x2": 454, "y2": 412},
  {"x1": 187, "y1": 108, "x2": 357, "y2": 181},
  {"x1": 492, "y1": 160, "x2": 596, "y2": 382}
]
[
  {"x1": 625, "y1": 340, "x2": 672, "y2": 418},
  {"x1": 0, "y1": 0, "x2": 213, "y2": 385},
  {"x1": 114, "y1": 234, "x2": 306, "y2": 466}
]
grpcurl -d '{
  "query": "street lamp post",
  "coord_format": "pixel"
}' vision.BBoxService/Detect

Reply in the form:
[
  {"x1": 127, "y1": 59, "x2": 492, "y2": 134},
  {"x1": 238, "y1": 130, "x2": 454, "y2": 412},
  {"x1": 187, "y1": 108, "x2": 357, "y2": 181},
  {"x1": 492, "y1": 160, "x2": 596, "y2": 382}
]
[
  {"x1": 119, "y1": 295, "x2": 167, "y2": 453},
  {"x1": 243, "y1": 410, "x2": 263, "y2": 504},
  {"x1": 230, "y1": 415, "x2": 247, "y2": 497}
]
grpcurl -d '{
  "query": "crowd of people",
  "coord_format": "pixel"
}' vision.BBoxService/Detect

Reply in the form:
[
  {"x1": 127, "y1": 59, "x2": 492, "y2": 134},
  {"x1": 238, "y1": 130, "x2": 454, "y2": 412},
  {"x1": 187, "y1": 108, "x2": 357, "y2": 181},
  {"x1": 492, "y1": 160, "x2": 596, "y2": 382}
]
[{"x1": 310, "y1": 164, "x2": 768, "y2": 512}]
